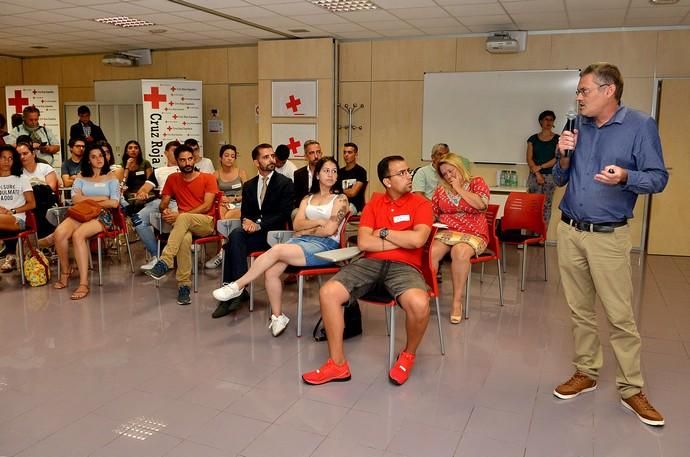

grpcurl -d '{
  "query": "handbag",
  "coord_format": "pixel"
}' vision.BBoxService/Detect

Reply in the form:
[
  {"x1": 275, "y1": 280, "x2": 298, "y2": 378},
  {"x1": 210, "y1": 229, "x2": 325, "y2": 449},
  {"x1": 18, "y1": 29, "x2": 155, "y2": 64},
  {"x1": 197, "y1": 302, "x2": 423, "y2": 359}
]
[
  {"x1": 67, "y1": 200, "x2": 102, "y2": 223},
  {"x1": 312, "y1": 301, "x2": 362, "y2": 342},
  {"x1": 23, "y1": 240, "x2": 51, "y2": 287}
]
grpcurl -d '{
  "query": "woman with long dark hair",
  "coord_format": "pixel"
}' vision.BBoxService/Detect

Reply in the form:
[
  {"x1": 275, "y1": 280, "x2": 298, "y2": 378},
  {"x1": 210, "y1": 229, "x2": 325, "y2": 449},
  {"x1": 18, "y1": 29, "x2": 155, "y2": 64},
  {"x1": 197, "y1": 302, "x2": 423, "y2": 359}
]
[
  {"x1": 212, "y1": 157, "x2": 349, "y2": 337},
  {"x1": 53, "y1": 144, "x2": 120, "y2": 300},
  {"x1": 121, "y1": 140, "x2": 152, "y2": 196}
]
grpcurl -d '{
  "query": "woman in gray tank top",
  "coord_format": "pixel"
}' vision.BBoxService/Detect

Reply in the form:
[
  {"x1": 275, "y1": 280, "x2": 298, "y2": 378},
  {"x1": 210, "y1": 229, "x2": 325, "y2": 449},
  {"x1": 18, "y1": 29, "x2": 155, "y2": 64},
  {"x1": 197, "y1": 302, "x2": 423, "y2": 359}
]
[{"x1": 215, "y1": 144, "x2": 247, "y2": 220}]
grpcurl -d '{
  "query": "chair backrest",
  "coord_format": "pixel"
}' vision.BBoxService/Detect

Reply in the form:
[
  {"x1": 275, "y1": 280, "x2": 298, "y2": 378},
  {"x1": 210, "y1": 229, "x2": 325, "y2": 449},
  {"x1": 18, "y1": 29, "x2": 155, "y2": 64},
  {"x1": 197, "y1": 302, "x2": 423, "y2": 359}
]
[
  {"x1": 484, "y1": 204, "x2": 501, "y2": 258},
  {"x1": 24, "y1": 210, "x2": 38, "y2": 235},
  {"x1": 501, "y1": 192, "x2": 546, "y2": 237},
  {"x1": 211, "y1": 191, "x2": 224, "y2": 225},
  {"x1": 111, "y1": 206, "x2": 129, "y2": 234},
  {"x1": 338, "y1": 212, "x2": 353, "y2": 248}
]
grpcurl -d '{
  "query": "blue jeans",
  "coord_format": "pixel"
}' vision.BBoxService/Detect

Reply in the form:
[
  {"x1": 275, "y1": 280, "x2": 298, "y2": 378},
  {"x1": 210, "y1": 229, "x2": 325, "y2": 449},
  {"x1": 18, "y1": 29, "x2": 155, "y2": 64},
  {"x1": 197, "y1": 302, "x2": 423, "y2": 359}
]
[{"x1": 133, "y1": 199, "x2": 161, "y2": 256}]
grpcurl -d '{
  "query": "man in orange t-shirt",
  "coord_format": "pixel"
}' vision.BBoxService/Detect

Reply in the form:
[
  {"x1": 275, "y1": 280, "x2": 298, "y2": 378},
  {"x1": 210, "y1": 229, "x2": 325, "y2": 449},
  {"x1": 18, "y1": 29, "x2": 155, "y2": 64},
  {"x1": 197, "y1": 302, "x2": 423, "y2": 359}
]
[
  {"x1": 144, "y1": 144, "x2": 218, "y2": 305},
  {"x1": 302, "y1": 155, "x2": 433, "y2": 387}
]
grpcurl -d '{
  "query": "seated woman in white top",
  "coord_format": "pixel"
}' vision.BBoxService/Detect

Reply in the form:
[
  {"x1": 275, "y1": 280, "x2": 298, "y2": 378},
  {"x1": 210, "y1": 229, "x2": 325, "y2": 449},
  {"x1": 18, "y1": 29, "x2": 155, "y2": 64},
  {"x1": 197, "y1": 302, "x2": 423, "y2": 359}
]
[
  {"x1": 212, "y1": 157, "x2": 349, "y2": 337},
  {"x1": 53, "y1": 144, "x2": 120, "y2": 300},
  {"x1": 17, "y1": 140, "x2": 60, "y2": 244},
  {"x1": 0, "y1": 145, "x2": 36, "y2": 273}
]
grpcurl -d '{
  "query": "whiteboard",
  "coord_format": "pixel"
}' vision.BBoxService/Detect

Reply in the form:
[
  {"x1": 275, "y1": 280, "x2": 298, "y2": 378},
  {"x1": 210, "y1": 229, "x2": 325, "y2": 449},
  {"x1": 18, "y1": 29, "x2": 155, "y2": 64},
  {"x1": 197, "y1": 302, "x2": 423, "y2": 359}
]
[{"x1": 422, "y1": 70, "x2": 580, "y2": 164}]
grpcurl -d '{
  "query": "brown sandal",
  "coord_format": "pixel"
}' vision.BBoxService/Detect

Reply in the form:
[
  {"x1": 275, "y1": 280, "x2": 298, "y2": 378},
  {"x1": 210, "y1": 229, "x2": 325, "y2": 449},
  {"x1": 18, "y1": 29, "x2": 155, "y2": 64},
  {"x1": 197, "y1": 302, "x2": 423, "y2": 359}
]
[
  {"x1": 53, "y1": 268, "x2": 73, "y2": 289},
  {"x1": 70, "y1": 284, "x2": 90, "y2": 300}
]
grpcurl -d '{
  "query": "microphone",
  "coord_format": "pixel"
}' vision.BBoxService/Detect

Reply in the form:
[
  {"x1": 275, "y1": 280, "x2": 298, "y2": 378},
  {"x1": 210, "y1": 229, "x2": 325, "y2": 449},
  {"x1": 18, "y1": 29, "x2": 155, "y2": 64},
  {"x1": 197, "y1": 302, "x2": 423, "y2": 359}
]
[{"x1": 563, "y1": 111, "x2": 577, "y2": 157}]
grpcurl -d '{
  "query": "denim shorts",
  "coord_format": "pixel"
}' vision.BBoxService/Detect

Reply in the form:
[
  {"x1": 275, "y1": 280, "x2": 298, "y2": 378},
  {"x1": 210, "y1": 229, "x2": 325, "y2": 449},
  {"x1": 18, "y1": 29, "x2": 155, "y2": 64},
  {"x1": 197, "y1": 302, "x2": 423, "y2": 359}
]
[
  {"x1": 287, "y1": 235, "x2": 340, "y2": 266},
  {"x1": 15, "y1": 217, "x2": 26, "y2": 230}
]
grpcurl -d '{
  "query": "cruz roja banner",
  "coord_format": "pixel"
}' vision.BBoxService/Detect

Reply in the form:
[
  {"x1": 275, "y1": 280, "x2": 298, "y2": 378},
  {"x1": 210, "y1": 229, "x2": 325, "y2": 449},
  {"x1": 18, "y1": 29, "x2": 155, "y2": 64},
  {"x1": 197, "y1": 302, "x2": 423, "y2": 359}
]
[
  {"x1": 5, "y1": 85, "x2": 62, "y2": 167},
  {"x1": 141, "y1": 80, "x2": 202, "y2": 168}
]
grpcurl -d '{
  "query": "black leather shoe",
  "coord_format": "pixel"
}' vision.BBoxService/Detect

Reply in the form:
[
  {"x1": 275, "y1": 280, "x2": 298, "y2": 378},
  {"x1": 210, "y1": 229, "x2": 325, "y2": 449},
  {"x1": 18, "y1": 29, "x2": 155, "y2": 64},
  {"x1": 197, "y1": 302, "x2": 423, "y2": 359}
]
[{"x1": 239, "y1": 290, "x2": 250, "y2": 302}]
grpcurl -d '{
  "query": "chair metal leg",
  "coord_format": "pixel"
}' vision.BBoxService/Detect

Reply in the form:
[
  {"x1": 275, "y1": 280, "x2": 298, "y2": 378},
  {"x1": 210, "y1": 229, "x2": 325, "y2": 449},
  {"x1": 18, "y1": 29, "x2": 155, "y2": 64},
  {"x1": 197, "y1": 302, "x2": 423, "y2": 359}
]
[
  {"x1": 18, "y1": 239, "x2": 26, "y2": 286},
  {"x1": 193, "y1": 244, "x2": 198, "y2": 293},
  {"x1": 388, "y1": 306, "x2": 395, "y2": 369},
  {"x1": 435, "y1": 296, "x2": 445, "y2": 355},
  {"x1": 297, "y1": 275, "x2": 304, "y2": 337},
  {"x1": 97, "y1": 238, "x2": 103, "y2": 286},
  {"x1": 155, "y1": 239, "x2": 161, "y2": 288},
  {"x1": 464, "y1": 269, "x2": 472, "y2": 320},
  {"x1": 497, "y1": 258, "x2": 504, "y2": 306},
  {"x1": 520, "y1": 244, "x2": 528, "y2": 291},
  {"x1": 502, "y1": 242, "x2": 507, "y2": 273},
  {"x1": 543, "y1": 243, "x2": 548, "y2": 281},
  {"x1": 480, "y1": 263, "x2": 485, "y2": 283},
  {"x1": 124, "y1": 232, "x2": 134, "y2": 273},
  {"x1": 384, "y1": 306, "x2": 391, "y2": 335},
  {"x1": 249, "y1": 257, "x2": 255, "y2": 312},
  {"x1": 219, "y1": 249, "x2": 225, "y2": 287}
]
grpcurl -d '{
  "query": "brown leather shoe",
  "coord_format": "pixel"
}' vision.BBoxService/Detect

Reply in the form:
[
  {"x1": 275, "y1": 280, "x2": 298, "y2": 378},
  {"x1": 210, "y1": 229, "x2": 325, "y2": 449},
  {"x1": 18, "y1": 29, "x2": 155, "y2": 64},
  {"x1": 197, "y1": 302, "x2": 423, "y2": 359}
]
[
  {"x1": 553, "y1": 371, "x2": 597, "y2": 399},
  {"x1": 621, "y1": 392, "x2": 665, "y2": 426}
]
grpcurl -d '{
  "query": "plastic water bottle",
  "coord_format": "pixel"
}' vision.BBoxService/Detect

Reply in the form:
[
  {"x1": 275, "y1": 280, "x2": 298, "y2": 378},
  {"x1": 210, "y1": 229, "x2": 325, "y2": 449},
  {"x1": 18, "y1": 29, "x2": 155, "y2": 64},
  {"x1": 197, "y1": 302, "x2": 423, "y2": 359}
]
[
  {"x1": 500, "y1": 170, "x2": 507, "y2": 187},
  {"x1": 511, "y1": 170, "x2": 518, "y2": 186}
]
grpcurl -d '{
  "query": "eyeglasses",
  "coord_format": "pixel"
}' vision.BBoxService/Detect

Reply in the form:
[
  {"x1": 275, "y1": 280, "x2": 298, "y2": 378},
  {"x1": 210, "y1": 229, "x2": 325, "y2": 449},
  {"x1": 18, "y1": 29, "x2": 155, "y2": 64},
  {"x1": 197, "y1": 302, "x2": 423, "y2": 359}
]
[
  {"x1": 575, "y1": 84, "x2": 610, "y2": 97},
  {"x1": 385, "y1": 168, "x2": 413, "y2": 179}
]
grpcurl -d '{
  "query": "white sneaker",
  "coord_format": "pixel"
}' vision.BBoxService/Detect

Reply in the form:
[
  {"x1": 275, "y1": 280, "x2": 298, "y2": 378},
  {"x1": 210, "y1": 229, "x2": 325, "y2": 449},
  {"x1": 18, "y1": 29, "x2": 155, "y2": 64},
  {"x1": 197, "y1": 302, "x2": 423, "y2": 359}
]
[
  {"x1": 1, "y1": 254, "x2": 17, "y2": 273},
  {"x1": 205, "y1": 252, "x2": 223, "y2": 269},
  {"x1": 212, "y1": 282, "x2": 243, "y2": 301},
  {"x1": 140, "y1": 256, "x2": 159, "y2": 271},
  {"x1": 268, "y1": 313, "x2": 290, "y2": 337}
]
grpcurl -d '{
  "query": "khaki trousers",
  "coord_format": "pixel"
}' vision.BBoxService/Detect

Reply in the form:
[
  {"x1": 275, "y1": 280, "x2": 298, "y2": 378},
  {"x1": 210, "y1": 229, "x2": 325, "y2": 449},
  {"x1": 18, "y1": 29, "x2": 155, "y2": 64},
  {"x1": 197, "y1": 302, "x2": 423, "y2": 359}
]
[
  {"x1": 160, "y1": 213, "x2": 214, "y2": 287},
  {"x1": 556, "y1": 220, "x2": 642, "y2": 399}
]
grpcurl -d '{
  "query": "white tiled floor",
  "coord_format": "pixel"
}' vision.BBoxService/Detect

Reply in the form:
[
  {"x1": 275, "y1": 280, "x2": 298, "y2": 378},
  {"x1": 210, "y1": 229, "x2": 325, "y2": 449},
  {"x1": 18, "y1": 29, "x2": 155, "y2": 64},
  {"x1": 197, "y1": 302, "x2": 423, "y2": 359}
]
[{"x1": 1, "y1": 245, "x2": 689, "y2": 457}]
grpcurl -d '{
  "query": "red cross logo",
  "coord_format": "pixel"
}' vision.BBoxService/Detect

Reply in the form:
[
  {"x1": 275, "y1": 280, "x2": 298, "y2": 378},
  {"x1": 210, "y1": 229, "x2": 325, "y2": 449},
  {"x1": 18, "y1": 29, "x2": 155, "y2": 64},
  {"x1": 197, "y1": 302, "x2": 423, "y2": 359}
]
[
  {"x1": 287, "y1": 137, "x2": 301, "y2": 154},
  {"x1": 167, "y1": 125, "x2": 173, "y2": 131},
  {"x1": 143, "y1": 87, "x2": 167, "y2": 109},
  {"x1": 285, "y1": 95, "x2": 301, "y2": 113},
  {"x1": 172, "y1": 114, "x2": 178, "y2": 120},
  {"x1": 168, "y1": 100, "x2": 174, "y2": 107},
  {"x1": 182, "y1": 121, "x2": 187, "y2": 126},
  {"x1": 32, "y1": 89, "x2": 37, "y2": 95},
  {"x1": 181, "y1": 97, "x2": 185, "y2": 101},
  {"x1": 170, "y1": 86, "x2": 176, "y2": 92},
  {"x1": 8, "y1": 90, "x2": 29, "y2": 113}
]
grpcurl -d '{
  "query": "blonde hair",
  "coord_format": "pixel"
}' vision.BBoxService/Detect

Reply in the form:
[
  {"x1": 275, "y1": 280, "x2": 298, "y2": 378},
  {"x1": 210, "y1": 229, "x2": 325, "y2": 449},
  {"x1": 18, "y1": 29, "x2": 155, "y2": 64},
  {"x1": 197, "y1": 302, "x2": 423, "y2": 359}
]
[{"x1": 436, "y1": 153, "x2": 471, "y2": 192}]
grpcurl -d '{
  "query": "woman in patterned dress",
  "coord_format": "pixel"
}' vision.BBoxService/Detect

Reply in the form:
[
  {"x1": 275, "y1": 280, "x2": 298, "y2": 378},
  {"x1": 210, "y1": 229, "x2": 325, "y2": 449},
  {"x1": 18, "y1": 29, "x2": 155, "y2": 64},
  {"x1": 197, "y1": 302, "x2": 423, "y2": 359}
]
[{"x1": 430, "y1": 153, "x2": 490, "y2": 324}]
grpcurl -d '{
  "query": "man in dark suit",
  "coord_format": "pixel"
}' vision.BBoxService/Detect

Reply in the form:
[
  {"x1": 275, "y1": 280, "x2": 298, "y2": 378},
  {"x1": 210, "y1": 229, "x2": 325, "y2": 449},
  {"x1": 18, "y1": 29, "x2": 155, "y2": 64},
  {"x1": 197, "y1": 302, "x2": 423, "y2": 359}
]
[
  {"x1": 293, "y1": 139, "x2": 322, "y2": 210},
  {"x1": 212, "y1": 143, "x2": 294, "y2": 318},
  {"x1": 69, "y1": 105, "x2": 107, "y2": 144}
]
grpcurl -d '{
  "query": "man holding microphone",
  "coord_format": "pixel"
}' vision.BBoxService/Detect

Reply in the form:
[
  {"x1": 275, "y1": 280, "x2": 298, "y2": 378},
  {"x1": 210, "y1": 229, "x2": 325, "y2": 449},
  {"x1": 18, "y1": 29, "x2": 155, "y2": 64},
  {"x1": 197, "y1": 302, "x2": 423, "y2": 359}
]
[{"x1": 552, "y1": 63, "x2": 668, "y2": 426}]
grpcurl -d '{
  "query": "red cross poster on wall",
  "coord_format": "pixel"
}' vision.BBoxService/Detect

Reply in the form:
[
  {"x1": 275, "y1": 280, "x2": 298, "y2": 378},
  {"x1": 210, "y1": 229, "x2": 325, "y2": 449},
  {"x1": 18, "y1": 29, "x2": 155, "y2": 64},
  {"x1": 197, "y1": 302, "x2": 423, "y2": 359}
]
[
  {"x1": 271, "y1": 123, "x2": 317, "y2": 158},
  {"x1": 271, "y1": 81, "x2": 317, "y2": 117},
  {"x1": 4, "y1": 85, "x2": 62, "y2": 167},
  {"x1": 141, "y1": 79, "x2": 202, "y2": 168}
]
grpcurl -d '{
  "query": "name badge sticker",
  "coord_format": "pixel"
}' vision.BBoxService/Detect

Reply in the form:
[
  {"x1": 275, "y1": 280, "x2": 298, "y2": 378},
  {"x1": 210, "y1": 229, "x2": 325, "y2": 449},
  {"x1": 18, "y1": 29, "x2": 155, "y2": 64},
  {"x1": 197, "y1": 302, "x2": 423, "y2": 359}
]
[
  {"x1": 94, "y1": 182, "x2": 106, "y2": 187},
  {"x1": 136, "y1": 170, "x2": 145, "y2": 175},
  {"x1": 393, "y1": 214, "x2": 410, "y2": 224},
  {"x1": 231, "y1": 183, "x2": 242, "y2": 189}
]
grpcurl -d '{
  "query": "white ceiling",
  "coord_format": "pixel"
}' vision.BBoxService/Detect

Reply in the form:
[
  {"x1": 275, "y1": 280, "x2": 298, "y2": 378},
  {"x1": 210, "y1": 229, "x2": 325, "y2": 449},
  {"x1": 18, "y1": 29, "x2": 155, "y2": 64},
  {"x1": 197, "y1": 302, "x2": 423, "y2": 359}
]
[{"x1": 0, "y1": 0, "x2": 688, "y2": 57}]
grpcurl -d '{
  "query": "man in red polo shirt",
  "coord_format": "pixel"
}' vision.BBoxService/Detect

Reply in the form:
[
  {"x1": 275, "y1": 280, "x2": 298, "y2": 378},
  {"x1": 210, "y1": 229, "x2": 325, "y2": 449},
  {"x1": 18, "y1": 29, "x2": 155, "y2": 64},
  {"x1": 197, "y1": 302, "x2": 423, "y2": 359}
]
[{"x1": 302, "y1": 155, "x2": 433, "y2": 386}]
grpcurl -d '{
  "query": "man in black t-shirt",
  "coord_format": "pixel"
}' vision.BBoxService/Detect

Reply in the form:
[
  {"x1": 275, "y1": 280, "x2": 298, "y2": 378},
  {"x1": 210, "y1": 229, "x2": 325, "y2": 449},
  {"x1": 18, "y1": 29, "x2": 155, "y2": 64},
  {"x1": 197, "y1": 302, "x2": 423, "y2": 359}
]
[{"x1": 337, "y1": 142, "x2": 367, "y2": 215}]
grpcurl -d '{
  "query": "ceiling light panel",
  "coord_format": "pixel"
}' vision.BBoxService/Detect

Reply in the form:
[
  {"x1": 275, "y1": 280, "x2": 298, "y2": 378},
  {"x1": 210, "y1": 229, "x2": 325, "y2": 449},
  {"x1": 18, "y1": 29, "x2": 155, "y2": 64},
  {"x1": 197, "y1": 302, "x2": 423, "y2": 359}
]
[
  {"x1": 309, "y1": 1, "x2": 379, "y2": 13},
  {"x1": 95, "y1": 16, "x2": 155, "y2": 28}
]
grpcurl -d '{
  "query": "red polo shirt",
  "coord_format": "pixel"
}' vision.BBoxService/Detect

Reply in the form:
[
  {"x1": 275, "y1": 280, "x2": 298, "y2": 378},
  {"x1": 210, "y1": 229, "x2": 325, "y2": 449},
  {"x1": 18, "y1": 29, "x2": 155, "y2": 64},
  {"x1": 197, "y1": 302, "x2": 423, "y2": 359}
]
[{"x1": 359, "y1": 191, "x2": 433, "y2": 270}]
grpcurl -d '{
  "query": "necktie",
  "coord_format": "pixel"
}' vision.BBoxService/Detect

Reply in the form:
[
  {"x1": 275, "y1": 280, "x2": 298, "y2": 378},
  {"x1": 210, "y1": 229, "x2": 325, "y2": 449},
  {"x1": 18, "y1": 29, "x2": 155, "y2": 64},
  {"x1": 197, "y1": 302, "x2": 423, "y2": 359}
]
[{"x1": 259, "y1": 176, "x2": 268, "y2": 206}]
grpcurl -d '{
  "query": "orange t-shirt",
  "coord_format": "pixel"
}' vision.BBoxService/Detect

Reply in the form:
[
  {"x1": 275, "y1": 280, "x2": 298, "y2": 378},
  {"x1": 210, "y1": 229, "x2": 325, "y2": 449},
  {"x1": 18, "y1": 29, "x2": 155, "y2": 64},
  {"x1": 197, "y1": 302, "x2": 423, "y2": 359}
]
[
  {"x1": 162, "y1": 172, "x2": 218, "y2": 215},
  {"x1": 359, "y1": 192, "x2": 433, "y2": 271}
]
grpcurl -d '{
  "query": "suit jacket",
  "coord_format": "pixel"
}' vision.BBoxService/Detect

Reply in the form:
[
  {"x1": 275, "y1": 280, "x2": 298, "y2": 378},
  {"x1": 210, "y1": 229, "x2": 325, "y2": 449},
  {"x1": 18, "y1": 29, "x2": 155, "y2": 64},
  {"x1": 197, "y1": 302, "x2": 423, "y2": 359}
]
[
  {"x1": 293, "y1": 165, "x2": 311, "y2": 208},
  {"x1": 241, "y1": 171, "x2": 294, "y2": 232},
  {"x1": 69, "y1": 121, "x2": 107, "y2": 143}
]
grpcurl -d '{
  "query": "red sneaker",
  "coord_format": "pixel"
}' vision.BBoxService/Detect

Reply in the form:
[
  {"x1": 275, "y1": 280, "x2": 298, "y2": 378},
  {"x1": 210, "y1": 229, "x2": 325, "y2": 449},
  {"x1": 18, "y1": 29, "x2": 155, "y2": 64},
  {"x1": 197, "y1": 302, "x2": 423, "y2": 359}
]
[
  {"x1": 389, "y1": 351, "x2": 416, "y2": 385},
  {"x1": 302, "y1": 359, "x2": 352, "y2": 385}
]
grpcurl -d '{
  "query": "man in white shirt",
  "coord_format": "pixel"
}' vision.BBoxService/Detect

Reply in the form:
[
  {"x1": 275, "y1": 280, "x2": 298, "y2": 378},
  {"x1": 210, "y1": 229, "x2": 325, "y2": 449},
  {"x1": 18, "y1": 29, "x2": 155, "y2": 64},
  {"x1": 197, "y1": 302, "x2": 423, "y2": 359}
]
[
  {"x1": 274, "y1": 144, "x2": 297, "y2": 182},
  {"x1": 184, "y1": 138, "x2": 215, "y2": 174},
  {"x1": 134, "y1": 140, "x2": 181, "y2": 270}
]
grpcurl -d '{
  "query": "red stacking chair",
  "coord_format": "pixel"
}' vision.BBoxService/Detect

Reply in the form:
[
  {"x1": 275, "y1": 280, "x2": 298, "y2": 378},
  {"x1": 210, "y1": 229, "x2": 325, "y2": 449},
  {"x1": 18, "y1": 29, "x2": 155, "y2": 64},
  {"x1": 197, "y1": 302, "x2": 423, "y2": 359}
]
[
  {"x1": 464, "y1": 204, "x2": 504, "y2": 319},
  {"x1": 496, "y1": 192, "x2": 547, "y2": 291},
  {"x1": 357, "y1": 226, "x2": 445, "y2": 369},
  {"x1": 94, "y1": 206, "x2": 135, "y2": 286}
]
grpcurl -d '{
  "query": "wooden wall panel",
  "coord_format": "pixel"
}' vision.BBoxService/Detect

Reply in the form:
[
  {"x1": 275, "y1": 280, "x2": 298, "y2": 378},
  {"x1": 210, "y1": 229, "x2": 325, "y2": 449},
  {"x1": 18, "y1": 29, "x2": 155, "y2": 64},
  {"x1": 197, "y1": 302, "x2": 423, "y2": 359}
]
[
  {"x1": 337, "y1": 81, "x2": 371, "y2": 168},
  {"x1": 22, "y1": 57, "x2": 64, "y2": 85},
  {"x1": 229, "y1": 84, "x2": 259, "y2": 174},
  {"x1": 167, "y1": 48, "x2": 228, "y2": 84},
  {"x1": 339, "y1": 41, "x2": 372, "y2": 82},
  {"x1": 372, "y1": 38, "x2": 456, "y2": 81},
  {"x1": 656, "y1": 30, "x2": 690, "y2": 77},
  {"x1": 228, "y1": 46, "x2": 258, "y2": 84},
  {"x1": 258, "y1": 38, "x2": 334, "y2": 80}
]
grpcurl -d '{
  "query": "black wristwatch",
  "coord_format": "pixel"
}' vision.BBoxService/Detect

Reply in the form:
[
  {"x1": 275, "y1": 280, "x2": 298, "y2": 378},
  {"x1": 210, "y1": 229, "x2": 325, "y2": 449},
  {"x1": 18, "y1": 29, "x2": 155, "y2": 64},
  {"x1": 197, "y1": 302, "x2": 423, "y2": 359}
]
[
  {"x1": 10, "y1": 208, "x2": 16, "y2": 214},
  {"x1": 379, "y1": 227, "x2": 389, "y2": 239}
]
